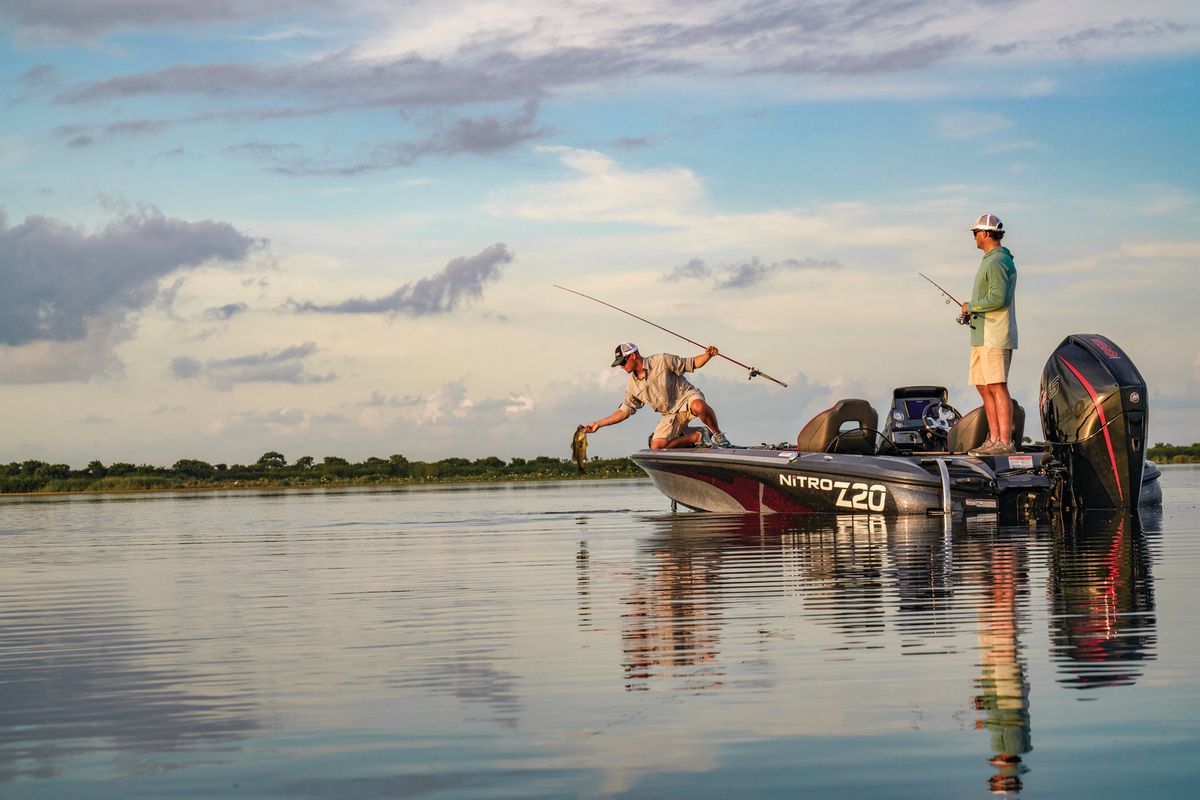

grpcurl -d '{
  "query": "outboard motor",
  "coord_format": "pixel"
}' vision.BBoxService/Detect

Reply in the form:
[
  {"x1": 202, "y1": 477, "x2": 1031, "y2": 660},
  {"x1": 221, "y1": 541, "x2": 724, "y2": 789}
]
[{"x1": 1040, "y1": 334, "x2": 1148, "y2": 510}]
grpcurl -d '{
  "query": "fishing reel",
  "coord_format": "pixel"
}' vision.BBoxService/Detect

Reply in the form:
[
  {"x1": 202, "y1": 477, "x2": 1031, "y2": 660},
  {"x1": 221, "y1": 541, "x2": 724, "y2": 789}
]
[{"x1": 956, "y1": 310, "x2": 975, "y2": 327}]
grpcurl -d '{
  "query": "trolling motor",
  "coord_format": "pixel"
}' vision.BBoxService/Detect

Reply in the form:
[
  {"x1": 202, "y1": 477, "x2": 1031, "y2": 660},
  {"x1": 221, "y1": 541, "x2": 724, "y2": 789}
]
[
  {"x1": 918, "y1": 272, "x2": 975, "y2": 327},
  {"x1": 1040, "y1": 334, "x2": 1149, "y2": 511}
]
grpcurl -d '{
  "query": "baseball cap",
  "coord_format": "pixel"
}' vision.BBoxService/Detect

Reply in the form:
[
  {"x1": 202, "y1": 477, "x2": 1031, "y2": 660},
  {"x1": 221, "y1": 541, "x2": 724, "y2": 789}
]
[
  {"x1": 968, "y1": 213, "x2": 1004, "y2": 232},
  {"x1": 611, "y1": 342, "x2": 638, "y2": 367}
]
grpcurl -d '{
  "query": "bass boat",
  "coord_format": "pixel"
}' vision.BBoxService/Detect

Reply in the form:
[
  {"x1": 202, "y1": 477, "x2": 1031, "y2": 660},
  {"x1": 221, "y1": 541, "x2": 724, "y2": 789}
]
[{"x1": 631, "y1": 334, "x2": 1162, "y2": 517}]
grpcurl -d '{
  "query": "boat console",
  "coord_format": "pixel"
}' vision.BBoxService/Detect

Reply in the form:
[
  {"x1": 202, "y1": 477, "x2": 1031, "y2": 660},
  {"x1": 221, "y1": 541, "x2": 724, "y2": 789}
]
[{"x1": 882, "y1": 386, "x2": 961, "y2": 452}]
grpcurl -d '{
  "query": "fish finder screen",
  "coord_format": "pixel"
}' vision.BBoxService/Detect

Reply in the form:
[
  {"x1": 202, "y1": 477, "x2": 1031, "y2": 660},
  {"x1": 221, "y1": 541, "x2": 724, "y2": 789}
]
[{"x1": 903, "y1": 399, "x2": 933, "y2": 418}]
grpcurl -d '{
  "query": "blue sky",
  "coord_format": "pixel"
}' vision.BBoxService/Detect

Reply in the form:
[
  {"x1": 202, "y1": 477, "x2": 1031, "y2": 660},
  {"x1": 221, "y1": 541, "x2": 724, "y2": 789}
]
[{"x1": 1, "y1": 0, "x2": 1198, "y2": 467}]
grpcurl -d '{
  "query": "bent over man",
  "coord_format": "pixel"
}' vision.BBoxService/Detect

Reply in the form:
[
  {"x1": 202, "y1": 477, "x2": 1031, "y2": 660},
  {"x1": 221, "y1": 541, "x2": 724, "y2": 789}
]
[
  {"x1": 961, "y1": 213, "x2": 1018, "y2": 456},
  {"x1": 584, "y1": 342, "x2": 733, "y2": 449}
]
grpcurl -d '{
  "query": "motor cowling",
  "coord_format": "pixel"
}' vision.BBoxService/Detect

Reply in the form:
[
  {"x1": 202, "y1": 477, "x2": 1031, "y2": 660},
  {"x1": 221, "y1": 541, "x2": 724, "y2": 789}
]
[{"x1": 1040, "y1": 335, "x2": 1148, "y2": 510}]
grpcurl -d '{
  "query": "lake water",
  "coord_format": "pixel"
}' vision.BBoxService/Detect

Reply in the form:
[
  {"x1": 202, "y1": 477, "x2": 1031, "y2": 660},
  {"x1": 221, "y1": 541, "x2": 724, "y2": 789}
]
[{"x1": 2, "y1": 467, "x2": 1198, "y2": 799}]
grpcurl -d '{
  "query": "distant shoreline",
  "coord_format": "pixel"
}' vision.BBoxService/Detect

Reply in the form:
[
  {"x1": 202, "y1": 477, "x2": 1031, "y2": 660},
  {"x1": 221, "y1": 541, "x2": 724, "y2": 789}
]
[{"x1": 0, "y1": 468, "x2": 648, "y2": 498}]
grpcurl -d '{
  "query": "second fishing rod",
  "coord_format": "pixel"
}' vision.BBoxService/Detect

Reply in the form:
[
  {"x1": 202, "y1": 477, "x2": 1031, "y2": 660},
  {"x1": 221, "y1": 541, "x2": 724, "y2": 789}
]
[{"x1": 918, "y1": 272, "x2": 975, "y2": 328}]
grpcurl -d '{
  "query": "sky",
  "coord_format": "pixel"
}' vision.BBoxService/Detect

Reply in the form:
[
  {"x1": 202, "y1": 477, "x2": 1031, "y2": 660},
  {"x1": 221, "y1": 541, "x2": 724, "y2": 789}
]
[{"x1": 1, "y1": 0, "x2": 1198, "y2": 468}]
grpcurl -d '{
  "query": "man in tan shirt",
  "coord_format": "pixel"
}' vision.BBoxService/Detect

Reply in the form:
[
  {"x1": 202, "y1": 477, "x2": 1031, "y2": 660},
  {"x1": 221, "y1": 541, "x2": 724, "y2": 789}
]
[{"x1": 584, "y1": 342, "x2": 733, "y2": 449}]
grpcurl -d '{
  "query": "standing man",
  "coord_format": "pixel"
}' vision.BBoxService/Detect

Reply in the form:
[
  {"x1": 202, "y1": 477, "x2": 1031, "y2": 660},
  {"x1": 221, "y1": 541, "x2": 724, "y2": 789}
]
[
  {"x1": 584, "y1": 342, "x2": 733, "y2": 449},
  {"x1": 961, "y1": 213, "x2": 1018, "y2": 456}
]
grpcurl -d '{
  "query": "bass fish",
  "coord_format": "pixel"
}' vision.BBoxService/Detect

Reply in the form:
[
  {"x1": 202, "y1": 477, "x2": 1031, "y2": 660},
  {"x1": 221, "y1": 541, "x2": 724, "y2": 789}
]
[{"x1": 571, "y1": 425, "x2": 588, "y2": 474}]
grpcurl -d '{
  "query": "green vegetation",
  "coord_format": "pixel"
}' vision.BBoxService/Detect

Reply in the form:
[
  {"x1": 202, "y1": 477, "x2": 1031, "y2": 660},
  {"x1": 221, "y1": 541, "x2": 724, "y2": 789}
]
[
  {"x1": 1148, "y1": 442, "x2": 1200, "y2": 464},
  {"x1": 0, "y1": 452, "x2": 645, "y2": 495}
]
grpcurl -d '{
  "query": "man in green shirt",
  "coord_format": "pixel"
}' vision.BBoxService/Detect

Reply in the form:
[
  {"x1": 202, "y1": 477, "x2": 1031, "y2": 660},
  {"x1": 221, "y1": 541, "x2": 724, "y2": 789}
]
[
  {"x1": 960, "y1": 213, "x2": 1018, "y2": 456},
  {"x1": 584, "y1": 342, "x2": 733, "y2": 449}
]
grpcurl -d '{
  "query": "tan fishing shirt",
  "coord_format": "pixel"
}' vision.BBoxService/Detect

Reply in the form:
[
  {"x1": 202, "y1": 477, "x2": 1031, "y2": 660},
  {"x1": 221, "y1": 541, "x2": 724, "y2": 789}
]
[{"x1": 618, "y1": 353, "x2": 702, "y2": 417}]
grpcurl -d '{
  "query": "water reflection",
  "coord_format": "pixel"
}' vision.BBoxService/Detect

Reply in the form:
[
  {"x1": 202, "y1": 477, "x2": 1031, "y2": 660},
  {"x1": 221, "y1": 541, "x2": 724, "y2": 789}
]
[
  {"x1": 0, "y1": 600, "x2": 261, "y2": 781},
  {"x1": 607, "y1": 508, "x2": 1161, "y2": 794},
  {"x1": 964, "y1": 523, "x2": 1032, "y2": 793},
  {"x1": 1049, "y1": 511, "x2": 1157, "y2": 691}
]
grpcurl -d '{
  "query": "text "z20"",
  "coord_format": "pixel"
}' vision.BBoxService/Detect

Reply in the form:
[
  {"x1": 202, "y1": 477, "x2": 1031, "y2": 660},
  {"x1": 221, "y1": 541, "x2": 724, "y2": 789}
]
[{"x1": 778, "y1": 474, "x2": 888, "y2": 511}]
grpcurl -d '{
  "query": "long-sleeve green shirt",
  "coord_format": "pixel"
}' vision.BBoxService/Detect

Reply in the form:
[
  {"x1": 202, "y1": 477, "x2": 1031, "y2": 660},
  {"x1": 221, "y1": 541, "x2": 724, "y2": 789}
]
[{"x1": 967, "y1": 246, "x2": 1018, "y2": 349}]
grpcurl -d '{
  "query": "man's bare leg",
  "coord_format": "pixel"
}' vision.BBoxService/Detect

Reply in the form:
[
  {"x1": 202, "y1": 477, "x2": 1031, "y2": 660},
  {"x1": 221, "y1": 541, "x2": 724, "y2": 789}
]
[
  {"x1": 689, "y1": 397, "x2": 722, "y2": 434},
  {"x1": 990, "y1": 383, "x2": 1013, "y2": 445},
  {"x1": 978, "y1": 383, "x2": 1000, "y2": 444},
  {"x1": 651, "y1": 429, "x2": 703, "y2": 449}
]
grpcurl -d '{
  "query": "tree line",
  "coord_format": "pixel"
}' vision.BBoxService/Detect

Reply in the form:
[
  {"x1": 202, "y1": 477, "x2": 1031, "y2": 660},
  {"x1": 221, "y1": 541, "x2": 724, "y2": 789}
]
[
  {"x1": 1147, "y1": 442, "x2": 1200, "y2": 464},
  {"x1": 0, "y1": 451, "x2": 644, "y2": 494}
]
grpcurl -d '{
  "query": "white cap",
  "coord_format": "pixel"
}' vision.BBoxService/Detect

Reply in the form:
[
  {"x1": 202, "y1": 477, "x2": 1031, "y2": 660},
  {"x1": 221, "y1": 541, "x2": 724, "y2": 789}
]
[
  {"x1": 611, "y1": 342, "x2": 638, "y2": 367},
  {"x1": 968, "y1": 213, "x2": 1004, "y2": 232}
]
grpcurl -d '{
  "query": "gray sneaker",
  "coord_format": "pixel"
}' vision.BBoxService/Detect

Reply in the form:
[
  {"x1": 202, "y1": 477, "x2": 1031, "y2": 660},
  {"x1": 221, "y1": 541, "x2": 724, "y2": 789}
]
[
  {"x1": 711, "y1": 431, "x2": 733, "y2": 448},
  {"x1": 991, "y1": 441, "x2": 1017, "y2": 455},
  {"x1": 698, "y1": 428, "x2": 713, "y2": 447},
  {"x1": 967, "y1": 440, "x2": 997, "y2": 457}
]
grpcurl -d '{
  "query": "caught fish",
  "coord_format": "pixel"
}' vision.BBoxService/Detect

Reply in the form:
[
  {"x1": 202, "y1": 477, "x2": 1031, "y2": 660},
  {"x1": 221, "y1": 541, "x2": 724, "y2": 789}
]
[{"x1": 571, "y1": 425, "x2": 588, "y2": 474}]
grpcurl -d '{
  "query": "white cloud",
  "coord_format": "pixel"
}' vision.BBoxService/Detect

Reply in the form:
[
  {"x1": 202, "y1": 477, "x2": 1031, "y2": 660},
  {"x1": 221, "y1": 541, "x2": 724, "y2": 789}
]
[
  {"x1": 934, "y1": 112, "x2": 1013, "y2": 141},
  {"x1": 207, "y1": 407, "x2": 318, "y2": 438},
  {"x1": 487, "y1": 146, "x2": 704, "y2": 225},
  {"x1": 1133, "y1": 183, "x2": 1197, "y2": 217},
  {"x1": 490, "y1": 147, "x2": 937, "y2": 252},
  {"x1": 1120, "y1": 240, "x2": 1200, "y2": 259},
  {"x1": 1017, "y1": 77, "x2": 1060, "y2": 97}
]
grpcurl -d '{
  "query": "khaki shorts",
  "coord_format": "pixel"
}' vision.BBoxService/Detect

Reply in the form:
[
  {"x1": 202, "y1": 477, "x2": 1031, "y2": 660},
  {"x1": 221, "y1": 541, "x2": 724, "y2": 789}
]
[
  {"x1": 652, "y1": 392, "x2": 703, "y2": 442},
  {"x1": 969, "y1": 346, "x2": 1012, "y2": 385}
]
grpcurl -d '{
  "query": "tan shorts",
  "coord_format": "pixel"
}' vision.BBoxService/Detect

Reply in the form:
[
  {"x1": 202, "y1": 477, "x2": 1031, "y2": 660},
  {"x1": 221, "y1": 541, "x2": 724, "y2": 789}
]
[
  {"x1": 969, "y1": 346, "x2": 1012, "y2": 385},
  {"x1": 652, "y1": 392, "x2": 703, "y2": 442}
]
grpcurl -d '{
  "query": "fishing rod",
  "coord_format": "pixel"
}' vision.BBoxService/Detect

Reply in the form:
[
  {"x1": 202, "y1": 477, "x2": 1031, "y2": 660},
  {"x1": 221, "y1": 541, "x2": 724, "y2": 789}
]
[
  {"x1": 918, "y1": 272, "x2": 975, "y2": 327},
  {"x1": 553, "y1": 284, "x2": 788, "y2": 388}
]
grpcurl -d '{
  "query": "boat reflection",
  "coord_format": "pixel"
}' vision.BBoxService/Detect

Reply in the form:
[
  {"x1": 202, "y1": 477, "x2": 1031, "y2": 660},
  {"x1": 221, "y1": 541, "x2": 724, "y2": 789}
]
[
  {"x1": 605, "y1": 508, "x2": 1158, "y2": 794},
  {"x1": 1048, "y1": 511, "x2": 1157, "y2": 691}
]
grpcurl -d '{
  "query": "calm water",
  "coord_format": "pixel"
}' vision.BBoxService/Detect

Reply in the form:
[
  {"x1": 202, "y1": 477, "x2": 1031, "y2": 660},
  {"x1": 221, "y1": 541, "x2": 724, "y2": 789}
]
[{"x1": 2, "y1": 468, "x2": 1198, "y2": 799}]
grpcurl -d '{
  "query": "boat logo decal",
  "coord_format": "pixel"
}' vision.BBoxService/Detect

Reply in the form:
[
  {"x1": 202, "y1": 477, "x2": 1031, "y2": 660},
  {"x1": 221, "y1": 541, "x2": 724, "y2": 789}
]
[
  {"x1": 1091, "y1": 337, "x2": 1121, "y2": 359},
  {"x1": 778, "y1": 474, "x2": 888, "y2": 512}
]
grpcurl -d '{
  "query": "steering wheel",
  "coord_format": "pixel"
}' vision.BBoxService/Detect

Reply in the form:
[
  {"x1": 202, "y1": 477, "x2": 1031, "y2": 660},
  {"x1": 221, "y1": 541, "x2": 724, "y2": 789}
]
[{"x1": 922, "y1": 402, "x2": 962, "y2": 435}]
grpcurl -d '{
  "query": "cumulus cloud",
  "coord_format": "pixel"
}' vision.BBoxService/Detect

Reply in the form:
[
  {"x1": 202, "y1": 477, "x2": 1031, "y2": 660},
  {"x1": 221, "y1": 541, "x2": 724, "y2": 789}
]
[
  {"x1": 0, "y1": 205, "x2": 260, "y2": 383},
  {"x1": 663, "y1": 256, "x2": 843, "y2": 289},
  {"x1": 489, "y1": 146, "x2": 704, "y2": 225},
  {"x1": 170, "y1": 342, "x2": 335, "y2": 390},
  {"x1": 0, "y1": 206, "x2": 259, "y2": 347},
  {"x1": 287, "y1": 243, "x2": 512, "y2": 316},
  {"x1": 0, "y1": 312, "x2": 133, "y2": 384},
  {"x1": 206, "y1": 406, "x2": 331, "y2": 438}
]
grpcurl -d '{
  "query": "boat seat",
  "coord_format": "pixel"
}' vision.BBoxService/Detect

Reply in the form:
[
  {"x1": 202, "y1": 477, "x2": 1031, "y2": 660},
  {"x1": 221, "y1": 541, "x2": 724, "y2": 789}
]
[
  {"x1": 796, "y1": 399, "x2": 879, "y2": 454},
  {"x1": 947, "y1": 400, "x2": 1026, "y2": 453}
]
